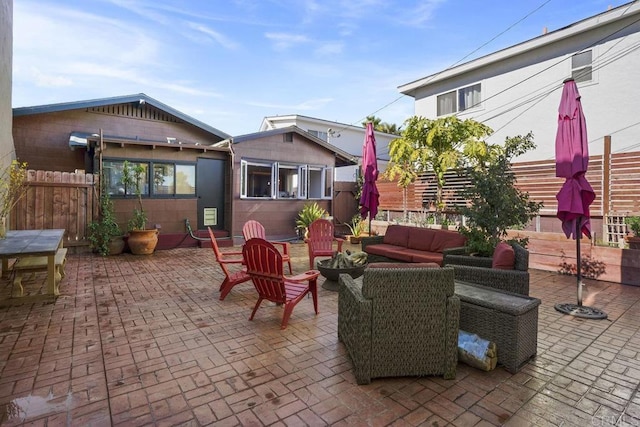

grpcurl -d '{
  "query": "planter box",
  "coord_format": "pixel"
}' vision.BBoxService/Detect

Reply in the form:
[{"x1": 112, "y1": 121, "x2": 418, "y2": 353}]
[{"x1": 507, "y1": 230, "x2": 640, "y2": 286}]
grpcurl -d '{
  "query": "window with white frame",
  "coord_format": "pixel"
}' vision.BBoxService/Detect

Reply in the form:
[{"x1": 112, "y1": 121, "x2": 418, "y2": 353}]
[
  {"x1": 571, "y1": 50, "x2": 592, "y2": 83},
  {"x1": 241, "y1": 160, "x2": 332, "y2": 200},
  {"x1": 307, "y1": 129, "x2": 328, "y2": 141},
  {"x1": 436, "y1": 83, "x2": 482, "y2": 116}
]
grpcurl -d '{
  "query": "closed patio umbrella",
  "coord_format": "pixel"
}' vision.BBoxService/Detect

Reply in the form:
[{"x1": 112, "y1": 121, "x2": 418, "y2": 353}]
[
  {"x1": 360, "y1": 122, "x2": 379, "y2": 232},
  {"x1": 554, "y1": 78, "x2": 606, "y2": 319}
]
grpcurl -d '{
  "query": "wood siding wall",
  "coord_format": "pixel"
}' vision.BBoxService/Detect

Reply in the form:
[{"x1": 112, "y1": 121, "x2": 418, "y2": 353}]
[{"x1": 11, "y1": 170, "x2": 98, "y2": 246}]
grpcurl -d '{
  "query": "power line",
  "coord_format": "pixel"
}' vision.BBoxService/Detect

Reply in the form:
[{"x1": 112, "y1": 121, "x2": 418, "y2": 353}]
[{"x1": 330, "y1": 0, "x2": 555, "y2": 141}]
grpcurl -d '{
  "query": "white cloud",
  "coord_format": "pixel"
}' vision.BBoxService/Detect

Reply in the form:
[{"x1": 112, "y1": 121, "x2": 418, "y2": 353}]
[
  {"x1": 265, "y1": 32, "x2": 310, "y2": 51},
  {"x1": 246, "y1": 98, "x2": 334, "y2": 111},
  {"x1": 398, "y1": 0, "x2": 446, "y2": 27},
  {"x1": 185, "y1": 22, "x2": 239, "y2": 50},
  {"x1": 315, "y1": 42, "x2": 344, "y2": 56}
]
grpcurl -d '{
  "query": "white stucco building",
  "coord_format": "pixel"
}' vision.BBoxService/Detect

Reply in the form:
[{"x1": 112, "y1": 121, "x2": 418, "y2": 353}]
[
  {"x1": 260, "y1": 114, "x2": 398, "y2": 181},
  {"x1": 398, "y1": 2, "x2": 640, "y2": 162},
  {"x1": 1, "y1": 1, "x2": 14, "y2": 167}
]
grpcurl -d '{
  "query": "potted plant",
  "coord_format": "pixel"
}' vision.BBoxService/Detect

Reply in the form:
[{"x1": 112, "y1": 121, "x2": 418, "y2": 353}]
[
  {"x1": 122, "y1": 160, "x2": 158, "y2": 255},
  {"x1": 345, "y1": 214, "x2": 365, "y2": 244},
  {"x1": 625, "y1": 215, "x2": 640, "y2": 250},
  {"x1": 88, "y1": 183, "x2": 124, "y2": 256},
  {"x1": 295, "y1": 202, "x2": 327, "y2": 240}
]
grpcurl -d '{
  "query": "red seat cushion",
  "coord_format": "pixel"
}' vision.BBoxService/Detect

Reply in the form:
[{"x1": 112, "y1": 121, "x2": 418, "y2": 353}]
[
  {"x1": 367, "y1": 262, "x2": 439, "y2": 269},
  {"x1": 364, "y1": 244, "x2": 414, "y2": 262},
  {"x1": 492, "y1": 242, "x2": 515, "y2": 270}
]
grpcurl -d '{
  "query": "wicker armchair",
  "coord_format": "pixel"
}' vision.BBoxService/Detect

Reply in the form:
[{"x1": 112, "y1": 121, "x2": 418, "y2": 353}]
[
  {"x1": 442, "y1": 242, "x2": 530, "y2": 295},
  {"x1": 338, "y1": 265, "x2": 459, "y2": 385}
]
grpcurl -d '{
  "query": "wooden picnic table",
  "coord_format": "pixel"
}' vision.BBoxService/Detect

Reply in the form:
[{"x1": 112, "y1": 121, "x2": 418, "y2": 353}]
[{"x1": 0, "y1": 229, "x2": 65, "y2": 296}]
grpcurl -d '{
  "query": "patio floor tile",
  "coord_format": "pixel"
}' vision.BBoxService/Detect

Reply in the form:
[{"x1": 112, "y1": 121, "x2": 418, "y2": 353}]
[{"x1": 0, "y1": 241, "x2": 639, "y2": 426}]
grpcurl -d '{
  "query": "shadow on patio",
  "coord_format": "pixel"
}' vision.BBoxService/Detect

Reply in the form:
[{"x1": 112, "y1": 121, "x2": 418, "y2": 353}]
[{"x1": 0, "y1": 242, "x2": 639, "y2": 426}]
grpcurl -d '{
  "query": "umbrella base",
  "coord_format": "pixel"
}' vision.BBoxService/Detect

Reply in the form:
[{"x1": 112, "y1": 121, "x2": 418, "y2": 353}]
[{"x1": 554, "y1": 303, "x2": 607, "y2": 319}]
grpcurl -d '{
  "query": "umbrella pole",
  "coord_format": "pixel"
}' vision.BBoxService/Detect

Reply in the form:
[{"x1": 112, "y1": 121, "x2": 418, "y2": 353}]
[{"x1": 576, "y1": 220, "x2": 583, "y2": 306}]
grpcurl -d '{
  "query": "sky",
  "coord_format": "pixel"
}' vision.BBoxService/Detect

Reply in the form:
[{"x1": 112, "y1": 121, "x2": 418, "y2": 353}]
[{"x1": 11, "y1": 0, "x2": 632, "y2": 137}]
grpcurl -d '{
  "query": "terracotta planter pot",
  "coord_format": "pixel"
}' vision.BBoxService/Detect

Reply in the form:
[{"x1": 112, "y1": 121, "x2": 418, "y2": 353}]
[{"x1": 127, "y1": 229, "x2": 159, "y2": 255}]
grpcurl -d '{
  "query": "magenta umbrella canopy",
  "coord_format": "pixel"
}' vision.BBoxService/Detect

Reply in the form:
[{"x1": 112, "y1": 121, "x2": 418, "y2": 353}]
[
  {"x1": 554, "y1": 79, "x2": 606, "y2": 317},
  {"x1": 360, "y1": 122, "x2": 379, "y2": 222},
  {"x1": 555, "y1": 79, "x2": 595, "y2": 240}
]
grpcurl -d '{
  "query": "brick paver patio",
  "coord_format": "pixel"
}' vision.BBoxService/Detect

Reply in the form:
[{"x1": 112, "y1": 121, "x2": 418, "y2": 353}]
[{"x1": 0, "y1": 241, "x2": 639, "y2": 426}]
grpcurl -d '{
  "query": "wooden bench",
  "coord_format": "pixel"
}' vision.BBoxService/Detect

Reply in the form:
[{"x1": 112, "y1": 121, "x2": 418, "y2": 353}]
[
  {"x1": 12, "y1": 248, "x2": 67, "y2": 297},
  {"x1": 455, "y1": 280, "x2": 541, "y2": 373}
]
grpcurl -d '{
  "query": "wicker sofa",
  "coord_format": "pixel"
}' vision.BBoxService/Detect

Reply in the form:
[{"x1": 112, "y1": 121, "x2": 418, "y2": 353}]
[
  {"x1": 338, "y1": 264, "x2": 459, "y2": 385},
  {"x1": 361, "y1": 225, "x2": 467, "y2": 266},
  {"x1": 442, "y1": 242, "x2": 530, "y2": 295}
]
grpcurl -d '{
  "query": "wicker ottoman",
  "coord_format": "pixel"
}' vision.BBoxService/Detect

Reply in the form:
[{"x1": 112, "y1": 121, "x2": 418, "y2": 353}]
[{"x1": 455, "y1": 281, "x2": 541, "y2": 373}]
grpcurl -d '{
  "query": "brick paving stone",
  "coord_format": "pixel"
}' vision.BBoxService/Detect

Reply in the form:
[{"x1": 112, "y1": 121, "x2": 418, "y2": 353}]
[{"x1": 2, "y1": 246, "x2": 640, "y2": 425}]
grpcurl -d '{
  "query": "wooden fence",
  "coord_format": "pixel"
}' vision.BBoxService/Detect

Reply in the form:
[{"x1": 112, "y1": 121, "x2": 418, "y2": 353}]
[
  {"x1": 11, "y1": 170, "x2": 98, "y2": 247},
  {"x1": 377, "y1": 149, "x2": 640, "y2": 219}
]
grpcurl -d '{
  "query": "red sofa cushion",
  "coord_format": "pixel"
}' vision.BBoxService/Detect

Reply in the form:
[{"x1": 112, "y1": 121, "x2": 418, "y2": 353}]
[
  {"x1": 492, "y1": 242, "x2": 515, "y2": 270},
  {"x1": 406, "y1": 249, "x2": 444, "y2": 265},
  {"x1": 368, "y1": 262, "x2": 439, "y2": 269},
  {"x1": 383, "y1": 225, "x2": 410, "y2": 247},
  {"x1": 429, "y1": 230, "x2": 467, "y2": 252},
  {"x1": 364, "y1": 244, "x2": 414, "y2": 262},
  {"x1": 407, "y1": 227, "x2": 437, "y2": 251}
]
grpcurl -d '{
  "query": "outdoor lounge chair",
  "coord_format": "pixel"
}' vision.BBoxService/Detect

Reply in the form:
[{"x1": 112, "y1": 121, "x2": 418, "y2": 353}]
[
  {"x1": 338, "y1": 264, "x2": 459, "y2": 384},
  {"x1": 306, "y1": 218, "x2": 344, "y2": 269},
  {"x1": 207, "y1": 227, "x2": 251, "y2": 300},
  {"x1": 442, "y1": 242, "x2": 530, "y2": 295},
  {"x1": 242, "y1": 238, "x2": 320, "y2": 329},
  {"x1": 242, "y1": 220, "x2": 293, "y2": 274}
]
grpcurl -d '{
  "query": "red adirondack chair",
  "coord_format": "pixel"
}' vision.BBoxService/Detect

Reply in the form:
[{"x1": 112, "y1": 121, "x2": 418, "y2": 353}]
[
  {"x1": 307, "y1": 218, "x2": 344, "y2": 269},
  {"x1": 242, "y1": 238, "x2": 319, "y2": 329},
  {"x1": 242, "y1": 220, "x2": 293, "y2": 274},
  {"x1": 207, "y1": 227, "x2": 251, "y2": 300}
]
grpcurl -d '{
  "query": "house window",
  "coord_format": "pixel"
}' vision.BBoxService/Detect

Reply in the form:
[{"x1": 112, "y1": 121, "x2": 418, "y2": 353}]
[
  {"x1": 436, "y1": 83, "x2": 482, "y2": 116},
  {"x1": 241, "y1": 161, "x2": 273, "y2": 198},
  {"x1": 103, "y1": 159, "x2": 195, "y2": 197},
  {"x1": 437, "y1": 91, "x2": 456, "y2": 116},
  {"x1": 459, "y1": 83, "x2": 481, "y2": 111},
  {"x1": 283, "y1": 132, "x2": 293, "y2": 143},
  {"x1": 307, "y1": 129, "x2": 328, "y2": 141},
  {"x1": 571, "y1": 50, "x2": 592, "y2": 83},
  {"x1": 240, "y1": 160, "x2": 331, "y2": 200}
]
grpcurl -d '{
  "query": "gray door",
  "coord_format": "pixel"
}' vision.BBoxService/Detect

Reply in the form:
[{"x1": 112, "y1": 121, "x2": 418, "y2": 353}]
[{"x1": 197, "y1": 158, "x2": 226, "y2": 230}]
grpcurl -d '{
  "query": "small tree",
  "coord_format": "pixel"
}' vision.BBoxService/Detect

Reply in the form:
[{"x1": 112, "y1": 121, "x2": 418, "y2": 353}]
[
  {"x1": 459, "y1": 132, "x2": 543, "y2": 256},
  {"x1": 387, "y1": 115, "x2": 492, "y2": 221}
]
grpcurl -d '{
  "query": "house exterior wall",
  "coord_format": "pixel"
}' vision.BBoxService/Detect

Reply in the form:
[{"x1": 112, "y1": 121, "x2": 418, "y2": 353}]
[
  {"x1": 0, "y1": 1, "x2": 13, "y2": 169},
  {"x1": 261, "y1": 115, "x2": 398, "y2": 181},
  {"x1": 12, "y1": 108, "x2": 231, "y2": 235},
  {"x1": 231, "y1": 132, "x2": 336, "y2": 241},
  {"x1": 100, "y1": 143, "x2": 230, "y2": 235},
  {"x1": 408, "y1": 6, "x2": 640, "y2": 163},
  {"x1": 13, "y1": 108, "x2": 224, "y2": 172}
]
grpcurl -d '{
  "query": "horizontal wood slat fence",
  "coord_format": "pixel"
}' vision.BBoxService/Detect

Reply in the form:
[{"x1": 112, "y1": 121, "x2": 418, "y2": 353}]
[
  {"x1": 11, "y1": 170, "x2": 98, "y2": 247},
  {"x1": 376, "y1": 149, "x2": 640, "y2": 218}
]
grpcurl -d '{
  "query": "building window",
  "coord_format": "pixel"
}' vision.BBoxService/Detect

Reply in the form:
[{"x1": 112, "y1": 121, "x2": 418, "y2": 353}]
[
  {"x1": 459, "y1": 83, "x2": 481, "y2": 111},
  {"x1": 103, "y1": 159, "x2": 195, "y2": 197},
  {"x1": 571, "y1": 50, "x2": 592, "y2": 83},
  {"x1": 437, "y1": 91, "x2": 456, "y2": 116},
  {"x1": 307, "y1": 129, "x2": 328, "y2": 141},
  {"x1": 241, "y1": 160, "x2": 332, "y2": 200},
  {"x1": 436, "y1": 83, "x2": 482, "y2": 116},
  {"x1": 283, "y1": 132, "x2": 293, "y2": 143}
]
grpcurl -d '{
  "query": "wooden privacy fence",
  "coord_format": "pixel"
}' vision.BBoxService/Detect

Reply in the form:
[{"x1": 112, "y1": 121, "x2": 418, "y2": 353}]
[{"x1": 11, "y1": 170, "x2": 98, "y2": 247}]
